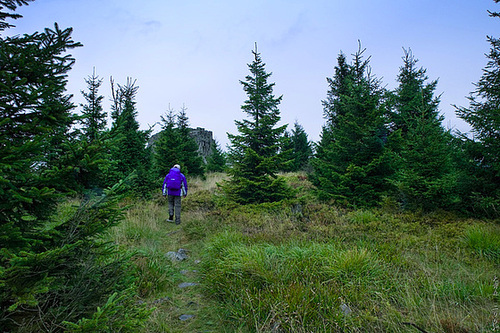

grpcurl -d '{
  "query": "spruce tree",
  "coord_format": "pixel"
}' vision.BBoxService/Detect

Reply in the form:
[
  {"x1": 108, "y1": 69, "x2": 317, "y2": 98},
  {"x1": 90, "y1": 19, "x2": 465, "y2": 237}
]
[
  {"x1": 290, "y1": 121, "x2": 313, "y2": 171},
  {"x1": 206, "y1": 139, "x2": 227, "y2": 172},
  {"x1": 455, "y1": 1, "x2": 500, "y2": 216},
  {"x1": 0, "y1": 0, "x2": 34, "y2": 31},
  {"x1": 108, "y1": 78, "x2": 151, "y2": 193},
  {"x1": 153, "y1": 109, "x2": 182, "y2": 178},
  {"x1": 176, "y1": 106, "x2": 205, "y2": 176},
  {"x1": 0, "y1": 5, "x2": 149, "y2": 330},
  {"x1": 80, "y1": 68, "x2": 106, "y2": 143},
  {"x1": 390, "y1": 50, "x2": 457, "y2": 210},
  {"x1": 67, "y1": 68, "x2": 110, "y2": 191},
  {"x1": 311, "y1": 47, "x2": 392, "y2": 207},
  {"x1": 279, "y1": 130, "x2": 295, "y2": 172},
  {"x1": 225, "y1": 46, "x2": 292, "y2": 204},
  {"x1": 0, "y1": 21, "x2": 81, "y2": 249}
]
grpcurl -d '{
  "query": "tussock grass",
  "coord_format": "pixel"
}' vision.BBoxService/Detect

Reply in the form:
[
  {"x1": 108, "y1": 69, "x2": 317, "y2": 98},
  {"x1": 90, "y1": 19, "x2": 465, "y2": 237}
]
[
  {"x1": 106, "y1": 172, "x2": 499, "y2": 332},
  {"x1": 463, "y1": 224, "x2": 500, "y2": 261}
]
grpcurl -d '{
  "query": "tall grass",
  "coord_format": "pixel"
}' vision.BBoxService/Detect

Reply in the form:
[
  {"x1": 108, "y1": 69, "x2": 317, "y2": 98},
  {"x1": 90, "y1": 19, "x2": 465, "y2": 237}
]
[
  {"x1": 105, "y1": 172, "x2": 499, "y2": 332},
  {"x1": 463, "y1": 225, "x2": 500, "y2": 262}
]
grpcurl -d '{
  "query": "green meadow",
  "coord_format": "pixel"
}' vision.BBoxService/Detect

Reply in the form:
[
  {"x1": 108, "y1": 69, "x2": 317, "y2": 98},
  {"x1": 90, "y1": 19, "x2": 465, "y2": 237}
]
[{"x1": 101, "y1": 173, "x2": 499, "y2": 332}]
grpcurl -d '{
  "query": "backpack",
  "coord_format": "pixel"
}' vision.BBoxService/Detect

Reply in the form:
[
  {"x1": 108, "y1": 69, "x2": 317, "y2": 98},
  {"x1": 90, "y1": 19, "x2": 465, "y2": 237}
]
[{"x1": 166, "y1": 172, "x2": 182, "y2": 190}]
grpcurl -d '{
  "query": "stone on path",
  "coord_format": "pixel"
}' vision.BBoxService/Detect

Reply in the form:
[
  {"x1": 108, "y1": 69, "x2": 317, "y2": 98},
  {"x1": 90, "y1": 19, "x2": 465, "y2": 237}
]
[
  {"x1": 340, "y1": 303, "x2": 352, "y2": 316},
  {"x1": 179, "y1": 314, "x2": 194, "y2": 321},
  {"x1": 178, "y1": 282, "x2": 198, "y2": 288},
  {"x1": 166, "y1": 248, "x2": 189, "y2": 261}
]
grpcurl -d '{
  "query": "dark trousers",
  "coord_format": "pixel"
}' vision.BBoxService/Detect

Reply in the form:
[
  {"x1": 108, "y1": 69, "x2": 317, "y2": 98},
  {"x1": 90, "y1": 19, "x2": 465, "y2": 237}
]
[{"x1": 167, "y1": 195, "x2": 182, "y2": 223}]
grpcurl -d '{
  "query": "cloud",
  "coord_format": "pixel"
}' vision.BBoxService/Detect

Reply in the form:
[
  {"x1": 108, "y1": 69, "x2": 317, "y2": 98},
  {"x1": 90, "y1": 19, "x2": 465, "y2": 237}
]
[
  {"x1": 140, "y1": 20, "x2": 162, "y2": 35},
  {"x1": 269, "y1": 11, "x2": 307, "y2": 47}
]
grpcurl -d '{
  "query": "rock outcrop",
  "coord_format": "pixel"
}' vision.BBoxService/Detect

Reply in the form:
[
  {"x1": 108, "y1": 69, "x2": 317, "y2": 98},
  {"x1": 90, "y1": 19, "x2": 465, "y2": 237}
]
[{"x1": 189, "y1": 127, "x2": 214, "y2": 161}]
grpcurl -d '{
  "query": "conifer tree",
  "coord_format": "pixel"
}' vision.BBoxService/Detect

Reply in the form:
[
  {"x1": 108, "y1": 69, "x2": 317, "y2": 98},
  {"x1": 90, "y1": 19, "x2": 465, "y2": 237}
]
[
  {"x1": 108, "y1": 78, "x2": 151, "y2": 193},
  {"x1": 279, "y1": 130, "x2": 295, "y2": 172},
  {"x1": 153, "y1": 106, "x2": 205, "y2": 179},
  {"x1": 390, "y1": 50, "x2": 457, "y2": 210},
  {"x1": 80, "y1": 68, "x2": 106, "y2": 143},
  {"x1": 66, "y1": 68, "x2": 110, "y2": 191},
  {"x1": 0, "y1": 18, "x2": 82, "y2": 251},
  {"x1": 225, "y1": 46, "x2": 292, "y2": 204},
  {"x1": 290, "y1": 121, "x2": 313, "y2": 171},
  {"x1": 311, "y1": 47, "x2": 392, "y2": 207},
  {"x1": 153, "y1": 109, "x2": 182, "y2": 178},
  {"x1": 0, "y1": 0, "x2": 34, "y2": 31},
  {"x1": 0, "y1": 4, "x2": 149, "y2": 330},
  {"x1": 279, "y1": 121, "x2": 312, "y2": 172},
  {"x1": 176, "y1": 106, "x2": 205, "y2": 176},
  {"x1": 206, "y1": 139, "x2": 227, "y2": 172},
  {"x1": 455, "y1": 1, "x2": 500, "y2": 216}
]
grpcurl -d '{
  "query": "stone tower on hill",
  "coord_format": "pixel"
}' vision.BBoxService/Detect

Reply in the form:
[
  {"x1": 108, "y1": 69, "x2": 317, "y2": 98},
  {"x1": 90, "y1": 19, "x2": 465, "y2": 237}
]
[{"x1": 148, "y1": 127, "x2": 215, "y2": 162}]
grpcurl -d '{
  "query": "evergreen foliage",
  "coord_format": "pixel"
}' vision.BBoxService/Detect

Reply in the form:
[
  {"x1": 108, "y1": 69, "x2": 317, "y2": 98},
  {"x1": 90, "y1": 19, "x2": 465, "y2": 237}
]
[
  {"x1": 455, "y1": 4, "x2": 500, "y2": 216},
  {"x1": 206, "y1": 139, "x2": 227, "y2": 173},
  {"x1": 311, "y1": 47, "x2": 392, "y2": 207},
  {"x1": 152, "y1": 106, "x2": 205, "y2": 179},
  {"x1": 176, "y1": 106, "x2": 205, "y2": 177},
  {"x1": 0, "y1": 0, "x2": 34, "y2": 31},
  {"x1": 280, "y1": 121, "x2": 313, "y2": 172},
  {"x1": 70, "y1": 69, "x2": 110, "y2": 191},
  {"x1": 225, "y1": 46, "x2": 292, "y2": 204},
  {"x1": 389, "y1": 50, "x2": 457, "y2": 210},
  {"x1": 108, "y1": 78, "x2": 152, "y2": 194},
  {"x1": 0, "y1": 21, "x2": 81, "y2": 250},
  {"x1": 80, "y1": 68, "x2": 106, "y2": 143},
  {"x1": 290, "y1": 121, "x2": 313, "y2": 171},
  {"x1": 153, "y1": 109, "x2": 181, "y2": 178},
  {"x1": 279, "y1": 130, "x2": 295, "y2": 172},
  {"x1": 0, "y1": 5, "x2": 148, "y2": 330}
]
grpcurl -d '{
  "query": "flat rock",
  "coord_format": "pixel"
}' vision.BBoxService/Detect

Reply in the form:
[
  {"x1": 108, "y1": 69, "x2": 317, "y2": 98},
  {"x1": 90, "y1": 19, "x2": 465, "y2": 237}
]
[
  {"x1": 179, "y1": 314, "x2": 194, "y2": 321},
  {"x1": 166, "y1": 248, "x2": 189, "y2": 261},
  {"x1": 178, "y1": 282, "x2": 198, "y2": 288}
]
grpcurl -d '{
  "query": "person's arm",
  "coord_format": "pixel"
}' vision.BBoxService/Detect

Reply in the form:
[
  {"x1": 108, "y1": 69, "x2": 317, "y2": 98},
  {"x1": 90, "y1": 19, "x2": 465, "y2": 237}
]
[
  {"x1": 162, "y1": 176, "x2": 168, "y2": 196},
  {"x1": 182, "y1": 175, "x2": 188, "y2": 197}
]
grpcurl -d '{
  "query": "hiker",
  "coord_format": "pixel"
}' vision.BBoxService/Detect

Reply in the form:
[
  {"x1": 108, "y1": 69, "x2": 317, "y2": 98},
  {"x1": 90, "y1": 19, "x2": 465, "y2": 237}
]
[{"x1": 162, "y1": 164, "x2": 188, "y2": 225}]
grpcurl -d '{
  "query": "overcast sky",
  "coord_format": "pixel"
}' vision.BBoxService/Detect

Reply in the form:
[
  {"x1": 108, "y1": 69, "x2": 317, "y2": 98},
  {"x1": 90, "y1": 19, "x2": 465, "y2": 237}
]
[{"x1": 6, "y1": 0, "x2": 499, "y2": 147}]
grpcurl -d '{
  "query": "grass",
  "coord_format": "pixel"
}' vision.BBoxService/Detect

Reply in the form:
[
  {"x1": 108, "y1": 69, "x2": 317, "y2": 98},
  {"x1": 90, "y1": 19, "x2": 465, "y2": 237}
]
[{"x1": 101, "y1": 172, "x2": 499, "y2": 332}]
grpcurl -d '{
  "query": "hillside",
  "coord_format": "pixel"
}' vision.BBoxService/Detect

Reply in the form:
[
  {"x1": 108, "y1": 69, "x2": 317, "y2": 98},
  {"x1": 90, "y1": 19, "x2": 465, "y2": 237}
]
[{"x1": 106, "y1": 172, "x2": 499, "y2": 332}]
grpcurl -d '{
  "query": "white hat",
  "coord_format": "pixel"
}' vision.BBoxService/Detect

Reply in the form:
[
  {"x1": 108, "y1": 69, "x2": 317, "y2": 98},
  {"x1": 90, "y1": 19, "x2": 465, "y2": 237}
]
[{"x1": 173, "y1": 164, "x2": 181, "y2": 170}]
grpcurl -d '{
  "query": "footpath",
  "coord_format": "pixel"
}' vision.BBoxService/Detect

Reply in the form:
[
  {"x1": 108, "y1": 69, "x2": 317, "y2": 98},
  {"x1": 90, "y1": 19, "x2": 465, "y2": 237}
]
[{"x1": 151, "y1": 221, "x2": 219, "y2": 333}]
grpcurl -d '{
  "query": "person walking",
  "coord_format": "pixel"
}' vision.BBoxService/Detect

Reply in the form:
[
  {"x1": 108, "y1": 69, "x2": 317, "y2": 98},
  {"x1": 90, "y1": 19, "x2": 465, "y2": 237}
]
[{"x1": 162, "y1": 164, "x2": 188, "y2": 225}]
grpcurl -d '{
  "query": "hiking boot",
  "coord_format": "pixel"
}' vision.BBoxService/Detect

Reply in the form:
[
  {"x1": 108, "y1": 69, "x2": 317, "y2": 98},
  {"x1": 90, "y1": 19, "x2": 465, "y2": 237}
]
[
  {"x1": 168, "y1": 215, "x2": 174, "y2": 222},
  {"x1": 175, "y1": 220, "x2": 181, "y2": 225}
]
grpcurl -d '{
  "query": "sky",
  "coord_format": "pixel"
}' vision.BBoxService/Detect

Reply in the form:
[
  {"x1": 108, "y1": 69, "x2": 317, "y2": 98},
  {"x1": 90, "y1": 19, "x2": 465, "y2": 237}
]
[{"x1": 5, "y1": 0, "x2": 500, "y2": 148}]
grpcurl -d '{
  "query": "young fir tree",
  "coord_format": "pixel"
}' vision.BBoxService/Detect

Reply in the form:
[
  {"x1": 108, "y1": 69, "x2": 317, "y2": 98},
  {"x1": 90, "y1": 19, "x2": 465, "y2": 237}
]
[
  {"x1": 390, "y1": 50, "x2": 457, "y2": 210},
  {"x1": 454, "y1": 1, "x2": 500, "y2": 216},
  {"x1": 206, "y1": 139, "x2": 227, "y2": 172},
  {"x1": 67, "y1": 68, "x2": 110, "y2": 191},
  {"x1": 279, "y1": 121, "x2": 312, "y2": 172},
  {"x1": 290, "y1": 121, "x2": 313, "y2": 171},
  {"x1": 311, "y1": 47, "x2": 392, "y2": 207},
  {"x1": 108, "y1": 78, "x2": 152, "y2": 193},
  {"x1": 279, "y1": 130, "x2": 295, "y2": 172},
  {"x1": 153, "y1": 109, "x2": 182, "y2": 178},
  {"x1": 80, "y1": 68, "x2": 106, "y2": 143},
  {"x1": 0, "y1": 4, "x2": 148, "y2": 330},
  {"x1": 225, "y1": 46, "x2": 292, "y2": 204},
  {"x1": 176, "y1": 106, "x2": 205, "y2": 176}
]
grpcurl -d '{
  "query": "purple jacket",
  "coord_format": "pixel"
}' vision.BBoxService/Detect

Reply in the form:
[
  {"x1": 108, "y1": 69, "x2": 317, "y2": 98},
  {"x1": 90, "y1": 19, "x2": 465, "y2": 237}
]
[{"x1": 162, "y1": 168, "x2": 188, "y2": 196}]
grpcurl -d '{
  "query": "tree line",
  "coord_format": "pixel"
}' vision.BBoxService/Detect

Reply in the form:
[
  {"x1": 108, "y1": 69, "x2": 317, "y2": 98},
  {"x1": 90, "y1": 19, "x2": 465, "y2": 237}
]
[
  {"x1": 0, "y1": 0, "x2": 499, "y2": 330},
  {"x1": 226, "y1": 33, "x2": 499, "y2": 218}
]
